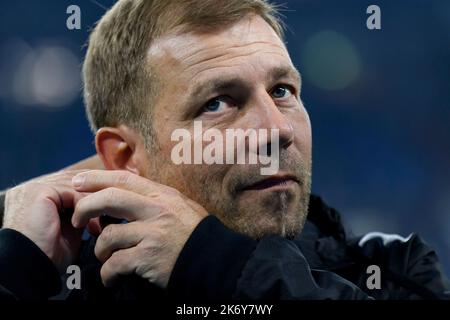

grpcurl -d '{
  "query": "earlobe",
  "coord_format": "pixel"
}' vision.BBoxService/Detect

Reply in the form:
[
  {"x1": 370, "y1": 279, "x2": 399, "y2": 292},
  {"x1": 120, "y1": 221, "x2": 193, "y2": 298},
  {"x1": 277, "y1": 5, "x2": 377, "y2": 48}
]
[{"x1": 95, "y1": 126, "x2": 143, "y2": 175}]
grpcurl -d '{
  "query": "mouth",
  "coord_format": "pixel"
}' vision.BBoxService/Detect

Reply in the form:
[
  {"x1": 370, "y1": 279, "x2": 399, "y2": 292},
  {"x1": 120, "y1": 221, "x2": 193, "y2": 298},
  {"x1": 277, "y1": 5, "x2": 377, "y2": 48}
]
[{"x1": 240, "y1": 175, "x2": 300, "y2": 192}]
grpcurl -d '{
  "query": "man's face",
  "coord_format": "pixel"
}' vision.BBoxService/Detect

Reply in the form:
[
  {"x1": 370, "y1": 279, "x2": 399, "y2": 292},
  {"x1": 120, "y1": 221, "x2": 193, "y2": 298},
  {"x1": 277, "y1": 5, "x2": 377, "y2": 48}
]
[{"x1": 143, "y1": 15, "x2": 312, "y2": 239}]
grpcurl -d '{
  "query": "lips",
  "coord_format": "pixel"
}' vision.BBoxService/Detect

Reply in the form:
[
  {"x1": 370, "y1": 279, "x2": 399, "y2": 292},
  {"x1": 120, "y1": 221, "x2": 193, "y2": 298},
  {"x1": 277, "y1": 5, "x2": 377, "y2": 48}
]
[{"x1": 241, "y1": 175, "x2": 299, "y2": 191}]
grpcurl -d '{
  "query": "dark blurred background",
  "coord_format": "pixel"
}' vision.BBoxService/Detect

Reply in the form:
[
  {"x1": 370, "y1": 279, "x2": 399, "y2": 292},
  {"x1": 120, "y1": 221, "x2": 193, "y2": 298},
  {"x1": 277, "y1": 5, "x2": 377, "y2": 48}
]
[{"x1": 0, "y1": 0, "x2": 449, "y2": 275}]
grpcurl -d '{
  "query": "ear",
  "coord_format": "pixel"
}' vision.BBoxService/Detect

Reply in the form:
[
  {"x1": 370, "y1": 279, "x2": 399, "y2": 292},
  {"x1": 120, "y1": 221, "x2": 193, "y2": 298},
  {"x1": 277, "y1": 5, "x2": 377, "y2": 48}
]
[{"x1": 95, "y1": 125, "x2": 148, "y2": 175}]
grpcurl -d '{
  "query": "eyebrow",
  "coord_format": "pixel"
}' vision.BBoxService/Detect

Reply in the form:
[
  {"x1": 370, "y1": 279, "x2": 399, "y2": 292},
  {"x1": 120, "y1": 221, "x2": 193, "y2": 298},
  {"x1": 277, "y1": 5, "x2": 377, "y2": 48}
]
[{"x1": 267, "y1": 66, "x2": 302, "y2": 88}]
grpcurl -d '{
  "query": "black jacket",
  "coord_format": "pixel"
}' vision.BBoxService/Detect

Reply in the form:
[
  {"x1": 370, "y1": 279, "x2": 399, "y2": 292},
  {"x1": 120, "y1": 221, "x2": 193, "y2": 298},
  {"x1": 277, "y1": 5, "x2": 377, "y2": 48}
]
[{"x1": 0, "y1": 192, "x2": 448, "y2": 300}]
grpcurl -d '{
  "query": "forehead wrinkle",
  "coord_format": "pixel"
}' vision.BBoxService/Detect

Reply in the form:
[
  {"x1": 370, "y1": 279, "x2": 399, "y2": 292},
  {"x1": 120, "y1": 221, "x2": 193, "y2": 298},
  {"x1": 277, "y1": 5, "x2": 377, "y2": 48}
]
[
  {"x1": 181, "y1": 40, "x2": 287, "y2": 70},
  {"x1": 186, "y1": 50, "x2": 289, "y2": 82},
  {"x1": 150, "y1": 31, "x2": 286, "y2": 71},
  {"x1": 149, "y1": 26, "x2": 288, "y2": 87},
  {"x1": 181, "y1": 39, "x2": 285, "y2": 63}
]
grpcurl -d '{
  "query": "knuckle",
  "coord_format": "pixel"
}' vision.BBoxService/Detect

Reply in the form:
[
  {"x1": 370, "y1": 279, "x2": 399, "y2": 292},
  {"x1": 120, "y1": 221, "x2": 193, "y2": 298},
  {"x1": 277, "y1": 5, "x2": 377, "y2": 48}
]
[
  {"x1": 23, "y1": 182, "x2": 54, "y2": 199},
  {"x1": 141, "y1": 242, "x2": 157, "y2": 257},
  {"x1": 109, "y1": 251, "x2": 124, "y2": 267},
  {"x1": 155, "y1": 230, "x2": 166, "y2": 245},
  {"x1": 150, "y1": 227, "x2": 166, "y2": 246},
  {"x1": 167, "y1": 187, "x2": 181, "y2": 197},
  {"x1": 116, "y1": 171, "x2": 131, "y2": 186},
  {"x1": 103, "y1": 187, "x2": 119, "y2": 203},
  {"x1": 99, "y1": 224, "x2": 115, "y2": 243}
]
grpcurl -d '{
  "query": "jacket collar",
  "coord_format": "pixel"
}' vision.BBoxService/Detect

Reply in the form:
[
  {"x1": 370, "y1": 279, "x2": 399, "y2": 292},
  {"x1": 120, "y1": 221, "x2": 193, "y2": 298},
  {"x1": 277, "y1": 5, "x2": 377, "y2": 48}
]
[{"x1": 295, "y1": 194, "x2": 355, "y2": 271}]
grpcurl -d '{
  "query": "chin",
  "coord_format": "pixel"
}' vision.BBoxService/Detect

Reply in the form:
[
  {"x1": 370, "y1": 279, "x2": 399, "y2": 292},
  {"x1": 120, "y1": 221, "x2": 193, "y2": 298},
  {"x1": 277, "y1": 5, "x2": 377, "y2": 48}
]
[
  {"x1": 220, "y1": 191, "x2": 306, "y2": 240},
  {"x1": 227, "y1": 212, "x2": 304, "y2": 240}
]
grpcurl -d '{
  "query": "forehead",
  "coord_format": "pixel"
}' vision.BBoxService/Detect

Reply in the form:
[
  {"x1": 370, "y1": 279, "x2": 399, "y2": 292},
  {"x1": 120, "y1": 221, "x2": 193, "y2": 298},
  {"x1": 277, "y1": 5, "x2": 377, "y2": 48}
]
[{"x1": 147, "y1": 15, "x2": 292, "y2": 82}]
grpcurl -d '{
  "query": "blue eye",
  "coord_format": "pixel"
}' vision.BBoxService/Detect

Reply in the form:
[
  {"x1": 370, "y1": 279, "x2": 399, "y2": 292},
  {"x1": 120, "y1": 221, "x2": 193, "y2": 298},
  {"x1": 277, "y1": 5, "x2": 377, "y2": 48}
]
[
  {"x1": 203, "y1": 97, "x2": 228, "y2": 113},
  {"x1": 271, "y1": 85, "x2": 293, "y2": 99}
]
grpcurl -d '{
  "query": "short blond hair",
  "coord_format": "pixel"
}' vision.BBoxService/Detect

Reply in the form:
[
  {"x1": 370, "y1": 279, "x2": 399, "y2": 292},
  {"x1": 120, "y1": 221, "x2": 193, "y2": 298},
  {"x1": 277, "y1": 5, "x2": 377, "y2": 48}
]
[{"x1": 83, "y1": 0, "x2": 284, "y2": 144}]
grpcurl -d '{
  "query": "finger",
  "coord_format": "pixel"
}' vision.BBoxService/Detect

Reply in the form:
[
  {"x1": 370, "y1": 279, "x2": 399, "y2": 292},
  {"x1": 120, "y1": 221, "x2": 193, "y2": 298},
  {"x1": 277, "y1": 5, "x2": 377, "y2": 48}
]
[
  {"x1": 100, "y1": 248, "x2": 139, "y2": 287},
  {"x1": 94, "y1": 222, "x2": 143, "y2": 263},
  {"x1": 35, "y1": 170, "x2": 91, "y2": 186},
  {"x1": 42, "y1": 183, "x2": 87, "y2": 214},
  {"x1": 71, "y1": 170, "x2": 159, "y2": 196},
  {"x1": 72, "y1": 187, "x2": 159, "y2": 228},
  {"x1": 86, "y1": 217, "x2": 102, "y2": 237}
]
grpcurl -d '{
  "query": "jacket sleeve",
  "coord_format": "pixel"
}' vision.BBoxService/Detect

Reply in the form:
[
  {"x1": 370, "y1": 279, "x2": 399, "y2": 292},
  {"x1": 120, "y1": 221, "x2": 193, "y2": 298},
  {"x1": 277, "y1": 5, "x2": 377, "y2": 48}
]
[
  {"x1": 167, "y1": 216, "x2": 371, "y2": 300},
  {"x1": 0, "y1": 228, "x2": 61, "y2": 300}
]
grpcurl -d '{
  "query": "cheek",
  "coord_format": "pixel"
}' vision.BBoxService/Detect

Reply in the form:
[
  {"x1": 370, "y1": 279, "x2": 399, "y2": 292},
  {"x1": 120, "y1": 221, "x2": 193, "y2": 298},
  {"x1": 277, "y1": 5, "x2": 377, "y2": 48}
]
[
  {"x1": 291, "y1": 107, "x2": 312, "y2": 155},
  {"x1": 177, "y1": 164, "x2": 228, "y2": 210}
]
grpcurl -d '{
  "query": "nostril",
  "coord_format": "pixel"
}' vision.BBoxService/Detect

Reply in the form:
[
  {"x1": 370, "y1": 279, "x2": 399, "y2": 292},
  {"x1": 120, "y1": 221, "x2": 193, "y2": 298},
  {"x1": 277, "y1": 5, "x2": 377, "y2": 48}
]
[
  {"x1": 280, "y1": 123, "x2": 294, "y2": 148},
  {"x1": 282, "y1": 138, "x2": 293, "y2": 149}
]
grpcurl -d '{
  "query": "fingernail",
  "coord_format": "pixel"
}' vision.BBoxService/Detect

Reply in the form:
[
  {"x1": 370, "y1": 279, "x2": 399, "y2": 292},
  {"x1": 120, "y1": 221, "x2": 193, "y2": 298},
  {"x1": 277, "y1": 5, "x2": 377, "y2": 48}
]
[{"x1": 72, "y1": 175, "x2": 85, "y2": 188}]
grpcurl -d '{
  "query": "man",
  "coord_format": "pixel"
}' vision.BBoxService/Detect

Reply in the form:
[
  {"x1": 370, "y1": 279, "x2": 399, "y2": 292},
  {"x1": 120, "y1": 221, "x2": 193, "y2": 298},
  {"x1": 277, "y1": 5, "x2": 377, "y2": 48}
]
[{"x1": 0, "y1": 0, "x2": 448, "y2": 300}]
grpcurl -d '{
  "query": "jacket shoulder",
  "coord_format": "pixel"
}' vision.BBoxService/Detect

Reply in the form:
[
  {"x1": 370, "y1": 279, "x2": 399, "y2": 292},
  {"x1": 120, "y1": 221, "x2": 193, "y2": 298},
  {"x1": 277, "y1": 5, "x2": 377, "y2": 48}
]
[{"x1": 348, "y1": 231, "x2": 450, "y2": 299}]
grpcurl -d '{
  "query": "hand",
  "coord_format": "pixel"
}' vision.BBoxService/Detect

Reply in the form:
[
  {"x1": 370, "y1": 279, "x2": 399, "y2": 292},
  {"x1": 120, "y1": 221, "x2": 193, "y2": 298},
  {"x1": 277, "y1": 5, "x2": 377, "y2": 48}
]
[
  {"x1": 3, "y1": 170, "x2": 87, "y2": 272},
  {"x1": 71, "y1": 170, "x2": 208, "y2": 288}
]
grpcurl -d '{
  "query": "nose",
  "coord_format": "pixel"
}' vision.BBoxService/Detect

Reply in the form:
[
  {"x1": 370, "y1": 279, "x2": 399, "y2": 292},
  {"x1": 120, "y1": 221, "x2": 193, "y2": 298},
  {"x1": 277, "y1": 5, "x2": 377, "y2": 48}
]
[{"x1": 251, "y1": 90, "x2": 295, "y2": 151}]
